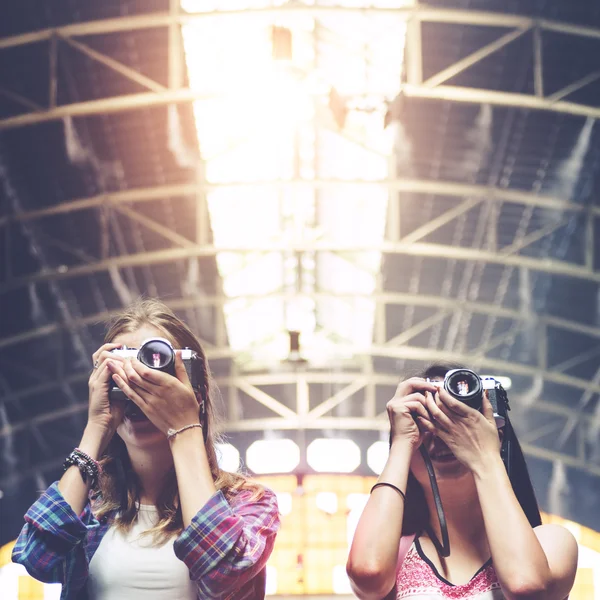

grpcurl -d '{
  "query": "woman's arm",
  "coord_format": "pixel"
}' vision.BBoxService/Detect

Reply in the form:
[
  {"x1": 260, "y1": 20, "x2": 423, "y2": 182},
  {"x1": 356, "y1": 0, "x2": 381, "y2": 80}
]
[
  {"x1": 172, "y1": 485, "x2": 280, "y2": 599},
  {"x1": 346, "y1": 440, "x2": 413, "y2": 600},
  {"x1": 346, "y1": 378, "x2": 436, "y2": 600},
  {"x1": 473, "y1": 455, "x2": 578, "y2": 600},
  {"x1": 58, "y1": 423, "x2": 112, "y2": 516},
  {"x1": 115, "y1": 354, "x2": 280, "y2": 598},
  {"x1": 13, "y1": 343, "x2": 126, "y2": 586},
  {"x1": 168, "y1": 414, "x2": 277, "y2": 599},
  {"x1": 12, "y1": 482, "x2": 98, "y2": 589},
  {"x1": 59, "y1": 342, "x2": 127, "y2": 515},
  {"x1": 169, "y1": 425, "x2": 217, "y2": 524},
  {"x1": 114, "y1": 353, "x2": 219, "y2": 521},
  {"x1": 422, "y1": 391, "x2": 578, "y2": 600}
]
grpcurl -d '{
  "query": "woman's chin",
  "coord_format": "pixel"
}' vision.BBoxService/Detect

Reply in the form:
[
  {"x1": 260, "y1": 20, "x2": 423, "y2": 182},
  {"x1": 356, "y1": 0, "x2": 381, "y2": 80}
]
[
  {"x1": 433, "y1": 458, "x2": 469, "y2": 479},
  {"x1": 117, "y1": 418, "x2": 164, "y2": 446}
]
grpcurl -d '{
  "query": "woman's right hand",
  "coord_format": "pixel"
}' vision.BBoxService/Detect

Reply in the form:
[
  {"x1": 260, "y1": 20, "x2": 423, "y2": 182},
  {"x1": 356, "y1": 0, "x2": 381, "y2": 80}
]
[
  {"x1": 87, "y1": 343, "x2": 128, "y2": 435},
  {"x1": 386, "y1": 378, "x2": 439, "y2": 449}
]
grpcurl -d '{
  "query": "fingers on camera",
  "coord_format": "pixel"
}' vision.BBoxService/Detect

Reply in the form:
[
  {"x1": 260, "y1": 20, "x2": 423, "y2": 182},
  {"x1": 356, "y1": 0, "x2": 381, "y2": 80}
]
[{"x1": 396, "y1": 377, "x2": 438, "y2": 398}]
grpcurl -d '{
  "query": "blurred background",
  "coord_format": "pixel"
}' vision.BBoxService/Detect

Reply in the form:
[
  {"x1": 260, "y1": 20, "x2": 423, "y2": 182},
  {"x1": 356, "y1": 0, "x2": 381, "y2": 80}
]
[{"x1": 1, "y1": 0, "x2": 600, "y2": 597}]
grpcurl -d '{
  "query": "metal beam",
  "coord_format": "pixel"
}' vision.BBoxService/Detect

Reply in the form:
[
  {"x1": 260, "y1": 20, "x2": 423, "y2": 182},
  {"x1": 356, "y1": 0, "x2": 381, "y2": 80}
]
[
  {"x1": 405, "y1": 13, "x2": 422, "y2": 86},
  {"x1": 0, "y1": 88, "x2": 43, "y2": 112},
  {"x1": 3, "y1": 178, "x2": 594, "y2": 229},
  {"x1": 2, "y1": 241, "x2": 598, "y2": 296},
  {"x1": 306, "y1": 378, "x2": 367, "y2": 421},
  {"x1": 3, "y1": 7, "x2": 600, "y2": 129},
  {"x1": 0, "y1": 292, "x2": 528, "y2": 350},
  {"x1": 422, "y1": 27, "x2": 529, "y2": 88},
  {"x1": 401, "y1": 83, "x2": 600, "y2": 120},
  {"x1": 4, "y1": 80, "x2": 600, "y2": 131},
  {"x1": 235, "y1": 380, "x2": 298, "y2": 419},
  {"x1": 384, "y1": 310, "x2": 450, "y2": 347},
  {"x1": 499, "y1": 215, "x2": 572, "y2": 256},
  {"x1": 399, "y1": 197, "x2": 482, "y2": 244},
  {"x1": 2, "y1": 415, "x2": 598, "y2": 484},
  {"x1": 49, "y1": 34, "x2": 58, "y2": 109},
  {"x1": 552, "y1": 345, "x2": 600, "y2": 374},
  {"x1": 113, "y1": 205, "x2": 196, "y2": 248},
  {"x1": 4, "y1": 342, "x2": 600, "y2": 424},
  {"x1": 547, "y1": 70, "x2": 600, "y2": 103},
  {"x1": 59, "y1": 35, "x2": 166, "y2": 94},
  {"x1": 533, "y1": 25, "x2": 544, "y2": 98},
  {"x1": 3, "y1": 292, "x2": 600, "y2": 353},
  {"x1": 519, "y1": 442, "x2": 600, "y2": 478},
  {"x1": 0, "y1": 382, "x2": 584, "y2": 439},
  {"x1": 0, "y1": 88, "x2": 211, "y2": 130},
  {"x1": 4, "y1": 7, "x2": 600, "y2": 53},
  {"x1": 367, "y1": 344, "x2": 600, "y2": 395}
]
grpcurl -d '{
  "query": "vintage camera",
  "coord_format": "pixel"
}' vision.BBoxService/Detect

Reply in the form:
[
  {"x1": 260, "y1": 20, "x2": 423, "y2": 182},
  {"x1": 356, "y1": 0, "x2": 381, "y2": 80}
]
[
  {"x1": 428, "y1": 368, "x2": 509, "y2": 427},
  {"x1": 108, "y1": 337, "x2": 199, "y2": 402}
]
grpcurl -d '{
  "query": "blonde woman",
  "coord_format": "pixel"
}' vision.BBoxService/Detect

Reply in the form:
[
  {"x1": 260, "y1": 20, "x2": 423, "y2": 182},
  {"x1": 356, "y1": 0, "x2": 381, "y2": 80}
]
[{"x1": 13, "y1": 299, "x2": 280, "y2": 600}]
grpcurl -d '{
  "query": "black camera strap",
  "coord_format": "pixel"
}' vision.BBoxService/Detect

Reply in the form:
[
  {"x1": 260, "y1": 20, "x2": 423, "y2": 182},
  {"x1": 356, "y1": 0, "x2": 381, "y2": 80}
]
[
  {"x1": 420, "y1": 445, "x2": 451, "y2": 558},
  {"x1": 419, "y1": 417, "x2": 513, "y2": 560}
]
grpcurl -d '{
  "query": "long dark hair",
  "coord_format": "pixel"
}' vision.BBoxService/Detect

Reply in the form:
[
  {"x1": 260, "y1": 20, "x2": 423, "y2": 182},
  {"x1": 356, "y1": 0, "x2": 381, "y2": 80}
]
[{"x1": 401, "y1": 362, "x2": 542, "y2": 536}]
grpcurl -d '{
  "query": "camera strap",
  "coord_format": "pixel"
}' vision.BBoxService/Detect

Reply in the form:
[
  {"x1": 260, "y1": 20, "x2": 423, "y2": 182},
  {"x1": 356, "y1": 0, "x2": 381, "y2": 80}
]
[
  {"x1": 420, "y1": 445, "x2": 451, "y2": 558},
  {"x1": 419, "y1": 419, "x2": 512, "y2": 560}
]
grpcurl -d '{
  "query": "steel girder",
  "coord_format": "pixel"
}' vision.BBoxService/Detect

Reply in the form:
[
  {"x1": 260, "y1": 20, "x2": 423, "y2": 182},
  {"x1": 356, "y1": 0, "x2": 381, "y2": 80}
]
[
  {"x1": 2, "y1": 240, "x2": 598, "y2": 297},
  {"x1": 1, "y1": 364, "x2": 599, "y2": 485},
  {"x1": 2, "y1": 6, "x2": 600, "y2": 129},
  {"x1": 2, "y1": 179, "x2": 599, "y2": 227},
  {"x1": 2, "y1": 4, "x2": 600, "y2": 489}
]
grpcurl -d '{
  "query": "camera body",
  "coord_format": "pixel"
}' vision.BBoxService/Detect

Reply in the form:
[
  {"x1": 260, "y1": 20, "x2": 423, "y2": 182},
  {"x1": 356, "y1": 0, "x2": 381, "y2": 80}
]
[
  {"x1": 428, "y1": 368, "x2": 510, "y2": 428},
  {"x1": 108, "y1": 337, "x2": 200, "y2": 403}
]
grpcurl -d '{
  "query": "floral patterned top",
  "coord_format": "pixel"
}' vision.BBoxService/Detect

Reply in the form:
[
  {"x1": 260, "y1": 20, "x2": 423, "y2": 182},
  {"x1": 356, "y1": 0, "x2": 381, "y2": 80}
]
[{"x1": 396, "y1": 538, "x2": 505, "y2": 599}]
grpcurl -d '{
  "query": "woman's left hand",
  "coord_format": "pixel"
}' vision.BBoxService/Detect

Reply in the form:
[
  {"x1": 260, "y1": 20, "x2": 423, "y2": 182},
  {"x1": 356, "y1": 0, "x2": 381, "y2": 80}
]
[
  {"x1": 111, "y1": 352, "x2": 200, "y2": 435},
  {"x1": 418, "y1": 389, "x2": 501, "y2": 472}
]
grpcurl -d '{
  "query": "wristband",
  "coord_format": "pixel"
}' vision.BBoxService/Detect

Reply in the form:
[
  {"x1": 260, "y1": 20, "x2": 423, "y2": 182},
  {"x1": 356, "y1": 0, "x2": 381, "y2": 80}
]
[
  {"x1": 167, "y1": 423, "x2": 202, "y2": 440},
  {"x1": 63, "y1": 448, "x2": 102, "y2": 487},
  {"x1": 371, "y1": 481, "x2": 406, "y2": 502}
]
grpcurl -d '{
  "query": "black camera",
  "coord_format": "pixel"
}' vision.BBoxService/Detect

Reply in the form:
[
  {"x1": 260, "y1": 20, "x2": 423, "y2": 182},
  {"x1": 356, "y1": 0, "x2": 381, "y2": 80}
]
[
  {"x1": 428, "y1": 368, "x2": 509, "y2": 428},
  {"x1": 108, "y1": 337, "x2": 199, "y2": 403}
]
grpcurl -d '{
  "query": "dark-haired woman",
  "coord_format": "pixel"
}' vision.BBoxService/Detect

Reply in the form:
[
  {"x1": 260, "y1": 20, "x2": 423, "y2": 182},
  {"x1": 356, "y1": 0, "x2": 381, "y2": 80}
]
[
  {"x1": 13, "y1": 299, "x2": 280, "y2": 600},
  {"x1": 347, "y1": 364, "x2": 577, "y2": 600}
]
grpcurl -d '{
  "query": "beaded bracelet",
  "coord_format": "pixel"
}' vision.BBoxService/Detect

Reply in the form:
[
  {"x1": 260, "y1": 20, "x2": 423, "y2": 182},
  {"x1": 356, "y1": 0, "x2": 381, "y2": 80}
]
[{"x1": 63, "y1": 448, "x2": 102, "y2": 487}]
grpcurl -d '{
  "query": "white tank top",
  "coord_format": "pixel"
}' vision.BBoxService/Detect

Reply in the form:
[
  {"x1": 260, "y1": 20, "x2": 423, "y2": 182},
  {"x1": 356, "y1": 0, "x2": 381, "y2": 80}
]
[{"x1": 88, "y1": 505, "x2": 196, "y2": 600}]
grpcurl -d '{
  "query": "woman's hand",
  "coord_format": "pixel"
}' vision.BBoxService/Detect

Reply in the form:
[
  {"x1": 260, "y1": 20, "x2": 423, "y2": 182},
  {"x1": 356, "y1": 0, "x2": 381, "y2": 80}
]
[
  {"x1": 111, "y1": 352, "x2": 200, "y2": 436},
  {"x1": 87, "y1": 343, "x2": 128, "y2": 435},
  {"x1": 386, "y1": 378, "x2": 439, "y2": 450},
  {"x1": 418, "y1": 388, "x2": 500, "y2": 473}
]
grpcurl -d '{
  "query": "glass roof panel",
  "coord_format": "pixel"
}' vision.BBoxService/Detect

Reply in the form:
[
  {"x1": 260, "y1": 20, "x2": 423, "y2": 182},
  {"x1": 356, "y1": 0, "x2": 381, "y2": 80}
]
[{"x1": 182, "y1": 0, "x2": 411, "y2": 363}]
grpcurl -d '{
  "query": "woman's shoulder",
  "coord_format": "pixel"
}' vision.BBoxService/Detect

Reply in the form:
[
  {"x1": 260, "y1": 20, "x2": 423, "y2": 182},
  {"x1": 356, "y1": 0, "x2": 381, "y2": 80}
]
[
  {"x1": 230, "y1": 483, "x2": 277, "y2": 501},
  {"x1": 224, "y1": 478, "x2": 278, "y2": 509},
  {"x1": 533, "y1": 522, "x2": 576, "y2": 543},
  {"x1": 533, "y1": 523, "x2": 578, "y2": 563},
  {"x1": 533, "y1": 524, "x2": 578, "y2": 573},
  {"x1": 222, "y1": 482, "x2": 281, "y2": 530}
]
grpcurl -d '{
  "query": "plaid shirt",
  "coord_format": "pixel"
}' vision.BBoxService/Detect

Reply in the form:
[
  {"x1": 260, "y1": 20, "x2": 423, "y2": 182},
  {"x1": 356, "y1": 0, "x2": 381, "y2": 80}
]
[{"x1": 12, "y1": 482, "x2": 280, "y2": 600}]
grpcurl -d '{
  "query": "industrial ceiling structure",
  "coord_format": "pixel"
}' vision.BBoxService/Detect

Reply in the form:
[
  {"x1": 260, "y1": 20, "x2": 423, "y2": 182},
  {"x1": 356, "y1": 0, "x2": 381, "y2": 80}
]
[{"x1": 2, "y1": 0, "x2": 600, "y2": 545}]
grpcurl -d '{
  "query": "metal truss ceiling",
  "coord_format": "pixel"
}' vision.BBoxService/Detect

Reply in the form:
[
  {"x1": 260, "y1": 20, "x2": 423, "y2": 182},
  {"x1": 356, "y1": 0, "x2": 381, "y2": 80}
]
[
  {"x1": 1, "y1": 3, "x2": 600, "y2": 505},
  {"x1": 3, "y1": 7, "x2": 600, "y2": 128}
]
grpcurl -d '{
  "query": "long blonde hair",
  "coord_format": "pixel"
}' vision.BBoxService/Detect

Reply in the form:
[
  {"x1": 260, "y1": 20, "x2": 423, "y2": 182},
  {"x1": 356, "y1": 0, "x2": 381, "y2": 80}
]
[{"x1": 93, "y1": 298, "x2": 263, "y2": 543}]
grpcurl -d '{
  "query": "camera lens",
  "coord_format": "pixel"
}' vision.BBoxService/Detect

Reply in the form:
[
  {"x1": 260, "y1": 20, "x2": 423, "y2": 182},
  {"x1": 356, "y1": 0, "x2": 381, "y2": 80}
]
[
  {"x1": 138, "y1": 338, "x2": 174, "y2": 371},
  {"x1": 444, "y1": 369, "x2": 482, "y2": 408}
]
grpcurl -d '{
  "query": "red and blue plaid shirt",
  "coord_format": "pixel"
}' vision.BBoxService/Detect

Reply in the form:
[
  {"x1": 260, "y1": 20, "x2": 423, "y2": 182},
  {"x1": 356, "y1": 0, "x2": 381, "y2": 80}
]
[{"x1": 12, "y1": 482, "x2": 280, "y2": 600}]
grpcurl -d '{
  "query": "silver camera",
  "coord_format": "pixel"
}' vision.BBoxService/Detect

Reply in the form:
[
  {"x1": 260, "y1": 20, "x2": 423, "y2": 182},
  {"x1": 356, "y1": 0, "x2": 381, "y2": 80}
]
[{"x1": 108, "y1": 337, "x2": 197, "y2": 402}]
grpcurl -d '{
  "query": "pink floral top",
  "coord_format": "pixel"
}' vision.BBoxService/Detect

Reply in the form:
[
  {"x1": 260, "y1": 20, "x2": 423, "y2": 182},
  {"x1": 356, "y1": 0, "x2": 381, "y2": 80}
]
[{"x1": 396, "y1": 538, "x2": 505, "y2": 599}]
